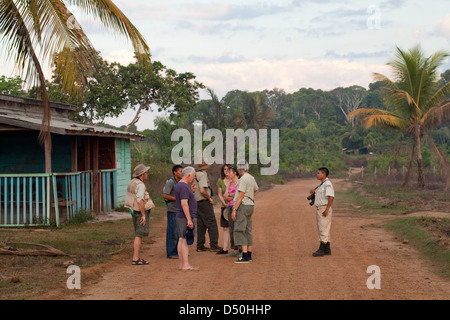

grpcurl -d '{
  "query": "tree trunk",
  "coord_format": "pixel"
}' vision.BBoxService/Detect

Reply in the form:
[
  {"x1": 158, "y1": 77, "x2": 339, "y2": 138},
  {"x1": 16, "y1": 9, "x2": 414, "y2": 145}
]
[
  {"x1": 124, "y1": 100, "x2": 159, "y2": 132},
  {"x1": 414, "y1": 126, "x2": 425, "y2": 188},
  {"x1": 402, "y1": 144, "x2": 415, "y2": 187}
]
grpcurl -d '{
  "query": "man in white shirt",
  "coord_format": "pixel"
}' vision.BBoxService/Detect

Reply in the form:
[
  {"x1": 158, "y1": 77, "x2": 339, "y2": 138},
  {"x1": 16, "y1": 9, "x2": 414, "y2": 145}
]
[
  {"x1": 309, "y1": 167, "x2": 334, "y2": 257},
  {"x1": 125, "y1": 163, "x2": 150, "y2": 265},
  {"x1": 232, "y1": 160, "x2": 259, "y2": 263}
]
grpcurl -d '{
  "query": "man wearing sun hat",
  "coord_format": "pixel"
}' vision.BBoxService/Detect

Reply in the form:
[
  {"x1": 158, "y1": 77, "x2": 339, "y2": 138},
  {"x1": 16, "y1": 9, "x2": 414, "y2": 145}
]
[
  {"x1": 193, "y1": 159, "x2": 221, "y2": 252},
  {"x1": 125, "y1": 163, "x2": 151, "y2": 265}
]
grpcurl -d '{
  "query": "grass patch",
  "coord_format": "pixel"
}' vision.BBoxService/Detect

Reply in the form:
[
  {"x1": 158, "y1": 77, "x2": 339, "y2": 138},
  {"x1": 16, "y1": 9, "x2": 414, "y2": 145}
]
[
  {"x1": 385, "y1": 217, "x2": 450, "y2": 279},
  {"x1": 336, "y1": 189, "x2": 411, "y2": 215},
  {"x1": 0, "y1": 206, "x2": 166, "y2": 300}
]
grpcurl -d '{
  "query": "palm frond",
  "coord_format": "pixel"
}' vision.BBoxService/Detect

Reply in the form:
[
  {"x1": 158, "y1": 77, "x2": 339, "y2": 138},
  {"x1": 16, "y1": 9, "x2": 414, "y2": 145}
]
[
  {"x1": 67, "y1": 0, "x2": 151, "y2": 68},
  {"x1": 24, "y1": 0, "x2": 96, "y2": 95},
  {"x1": 0, "y1": 0, "x2": 52, "y2": 144},
  {"x1": 421, "y1": 99, "x2": 450, "y2": 129},
  {"x1": 423, "y1": 72, "x2": 450, "y2": 112},
  {"x1": 348, "y1": 108, "x2": 408, "y2": 130},
  {"x1": 424, "y1": 133, "x2": 450, "y2": 190},
  {"x1": 373, "y1": 72, "x2": 420, "y2": 117}
]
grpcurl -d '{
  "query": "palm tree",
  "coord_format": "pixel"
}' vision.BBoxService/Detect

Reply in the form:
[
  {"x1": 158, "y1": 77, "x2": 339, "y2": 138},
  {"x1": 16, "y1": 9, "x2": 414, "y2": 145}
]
[
  {"x1": 348, "y1": 45, "x2": 450, "y2": 189},
  {"x1": 194, "y1": 88, "x2": 228, "y2": 130},
  {"x1": 0, "y1": 0, "x2": 151, "y2": 172},
  {"x1": 241, "y1": 91, "x2": 275, "y2": 130}
]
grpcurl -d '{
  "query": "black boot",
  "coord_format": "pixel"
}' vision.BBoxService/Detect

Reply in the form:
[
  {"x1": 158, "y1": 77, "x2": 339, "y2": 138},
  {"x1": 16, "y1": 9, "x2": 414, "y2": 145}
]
[
  {"x1": 324, "y1": 242, "x2": 331, "y2": 255},
  {"x1": 312, "y1": 242, "x2": 325, "y2": 257}
]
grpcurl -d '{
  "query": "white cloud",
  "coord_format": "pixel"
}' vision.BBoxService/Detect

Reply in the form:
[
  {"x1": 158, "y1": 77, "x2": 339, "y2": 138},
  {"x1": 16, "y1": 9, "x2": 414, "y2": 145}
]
[
  {"x1": 104, "y1": 50, "x2": 136, "y2": 65},
  {"x1": 193, "y1": 58, "x2": 390, "y2": 98},
  {"x1": 436, "y1": 13, "x2": 450, "y2": 39}
]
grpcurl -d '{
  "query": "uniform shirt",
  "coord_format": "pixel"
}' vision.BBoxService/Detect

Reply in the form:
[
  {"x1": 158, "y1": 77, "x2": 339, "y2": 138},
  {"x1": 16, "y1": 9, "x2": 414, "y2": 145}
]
[
  {"x1": 234, "y1": 173, "x2": 259, "y2": 206},
  {"x1": 194, "y1": 171, "x2": 211, "y2": 201},
  {"x1": 314, "y1": 178, "x2": 334, "y2": 207}
]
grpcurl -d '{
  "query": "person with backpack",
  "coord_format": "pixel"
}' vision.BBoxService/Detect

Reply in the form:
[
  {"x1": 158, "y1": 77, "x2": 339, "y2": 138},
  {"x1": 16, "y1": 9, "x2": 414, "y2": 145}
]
[
  {"x1": 125, "y1": 163, "x2": 151, "y2": 265},
  {"x1": 163, "y1": 165, "x2": 183, "y2": 259}
]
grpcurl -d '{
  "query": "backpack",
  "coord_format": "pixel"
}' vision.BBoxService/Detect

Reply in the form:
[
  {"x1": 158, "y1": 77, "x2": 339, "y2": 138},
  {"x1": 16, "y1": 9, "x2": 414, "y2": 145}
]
[{"x1": 163, "y1": 177, "x2": 177, "y2": 205}]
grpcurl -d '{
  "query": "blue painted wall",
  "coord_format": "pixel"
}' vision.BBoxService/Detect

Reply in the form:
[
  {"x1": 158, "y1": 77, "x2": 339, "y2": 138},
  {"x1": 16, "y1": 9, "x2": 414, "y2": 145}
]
[
  {"x1": 115, "y1": 138, "x2": 131, "y2": 205},
  {"x1": 0, "y1": 132, "x2": 72, "y2": 174}
]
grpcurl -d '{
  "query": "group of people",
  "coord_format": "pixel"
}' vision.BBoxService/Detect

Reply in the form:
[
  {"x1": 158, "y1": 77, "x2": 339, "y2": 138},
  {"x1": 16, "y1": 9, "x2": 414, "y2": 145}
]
[
  {"x1": 125, "y1": 159, "x2": 259, "y2": 270},
  {"x1": 124, "y1": 161, "x2": 335, "y2": 270}
]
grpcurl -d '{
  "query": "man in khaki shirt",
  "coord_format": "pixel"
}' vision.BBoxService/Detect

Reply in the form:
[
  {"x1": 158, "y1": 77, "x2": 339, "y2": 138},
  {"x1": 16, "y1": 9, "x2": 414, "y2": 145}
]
[{"x1": 193, "y1": 161, "x2": 220, "y2": 252}]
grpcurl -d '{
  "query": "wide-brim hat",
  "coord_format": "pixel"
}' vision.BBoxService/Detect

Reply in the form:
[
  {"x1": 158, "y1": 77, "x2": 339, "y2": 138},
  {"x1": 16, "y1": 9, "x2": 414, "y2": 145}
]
[
  {"x1": 194, "y1": 159, "x2": 211, "y2": 171},
  {"x1": 133, "y1": 164, "x2": 150, "y2": 178}
]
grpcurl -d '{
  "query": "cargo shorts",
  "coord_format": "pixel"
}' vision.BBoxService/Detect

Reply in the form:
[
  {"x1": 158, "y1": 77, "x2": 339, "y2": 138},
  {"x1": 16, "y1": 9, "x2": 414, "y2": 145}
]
[
  {"x1": 132, "y1": 210, "x2": 151, "y2": 237},
  {"x1": 233, "y1": 204, "x2": 254, "y2": 246}
]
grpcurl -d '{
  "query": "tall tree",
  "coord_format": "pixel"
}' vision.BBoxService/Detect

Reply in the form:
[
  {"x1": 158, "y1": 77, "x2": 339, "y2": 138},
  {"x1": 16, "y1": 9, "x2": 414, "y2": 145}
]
[
  {"x1": 333, "y1": 86, "x2": 367, "y2": 127},
  {"x1": 0, "y1": 0, "x2": 150, "y2": 172},
  {"x1": 348, "y1": 45, "x2": 450, "y2": 189},
  {"x1": 120, "y1": 60, "x2": 204, "y2": 131}
]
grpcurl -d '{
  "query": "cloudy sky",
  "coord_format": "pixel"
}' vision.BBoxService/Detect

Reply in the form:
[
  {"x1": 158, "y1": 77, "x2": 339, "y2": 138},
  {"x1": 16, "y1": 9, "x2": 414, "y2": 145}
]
[{"x1": 1, "y1": 0, "x2": 450, "y2": 129}]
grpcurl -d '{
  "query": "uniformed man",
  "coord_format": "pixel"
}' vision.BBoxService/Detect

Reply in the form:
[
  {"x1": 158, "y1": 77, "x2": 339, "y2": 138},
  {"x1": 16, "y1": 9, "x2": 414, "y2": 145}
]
[
  {"x1": 309, "y1": 167, "x2": 335, "y2": 257},
  {"x1": 193, "y1": 160, "x2": 220, "y2": 252}
]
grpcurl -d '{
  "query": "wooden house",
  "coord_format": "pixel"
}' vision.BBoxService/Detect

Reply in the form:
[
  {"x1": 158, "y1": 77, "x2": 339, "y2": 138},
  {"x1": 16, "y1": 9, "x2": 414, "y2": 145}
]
[{"x1": 0, "y1": 94, "x2": 143, "y2": 227}]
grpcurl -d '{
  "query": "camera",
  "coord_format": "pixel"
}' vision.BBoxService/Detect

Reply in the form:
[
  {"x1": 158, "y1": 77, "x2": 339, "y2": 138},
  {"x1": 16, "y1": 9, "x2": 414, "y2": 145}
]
[{"x1": 307, "y1": 194, "x2": 315, "y2": 206}]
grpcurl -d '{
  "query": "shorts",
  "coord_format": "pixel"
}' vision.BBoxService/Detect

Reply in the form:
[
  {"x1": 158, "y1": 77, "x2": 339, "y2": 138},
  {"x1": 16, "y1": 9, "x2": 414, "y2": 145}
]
[
  {"x1": 133, "y1": 210, "x2": 150, "y2": 237},
  {"x1": 233, "y1": 205, "x2": 254, "y2": 246},
  {"x1": 176, "y1": 217, "x2": 197, "y2": 239},
  {"x1": 220, "y1": 207, "x2": 229, "y2": 228}
]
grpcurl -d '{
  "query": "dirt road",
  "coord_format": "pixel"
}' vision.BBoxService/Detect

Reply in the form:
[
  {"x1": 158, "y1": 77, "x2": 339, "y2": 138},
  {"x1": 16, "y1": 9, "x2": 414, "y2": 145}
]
[{"x1": 57, "y1": 179, "x2": 449, "y2": 300}]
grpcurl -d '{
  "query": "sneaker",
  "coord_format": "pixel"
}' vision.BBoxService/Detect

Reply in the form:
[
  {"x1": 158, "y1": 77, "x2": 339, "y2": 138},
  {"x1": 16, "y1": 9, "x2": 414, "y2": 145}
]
[
  {"x1": 234, "y1": 253, "x2": 250, "y2": 263},
  {"x1": 216, "y1": 249, "x2": 228, "y2": 255},
  {"x1": 234, "y1": 256, "x2": 250, "y2": 264},
  {"x1": 209, "y1": 246, "x2": 222, "y2": 252},
  {"x1": 227, "y1": 251, "x2": 240, "y2": 257}
]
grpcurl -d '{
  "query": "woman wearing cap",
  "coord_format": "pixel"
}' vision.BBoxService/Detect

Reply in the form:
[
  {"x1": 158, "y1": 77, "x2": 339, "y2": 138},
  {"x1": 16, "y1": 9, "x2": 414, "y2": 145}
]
[{"x1": 125, "y1": 163, "x2": 151, "y2": 265}]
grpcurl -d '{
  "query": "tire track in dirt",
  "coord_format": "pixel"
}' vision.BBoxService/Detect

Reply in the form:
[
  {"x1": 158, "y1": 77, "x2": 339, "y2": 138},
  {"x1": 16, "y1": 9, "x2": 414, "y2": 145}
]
[{"x1": 51, "y1": 179, "x2": 449, "y2": 300}]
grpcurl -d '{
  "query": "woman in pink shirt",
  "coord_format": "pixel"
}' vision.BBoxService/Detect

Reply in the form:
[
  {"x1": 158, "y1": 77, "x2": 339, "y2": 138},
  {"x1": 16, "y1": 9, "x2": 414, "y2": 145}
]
[{"x1": 224, "y1": 166, "x2": 240, "y2": 257}]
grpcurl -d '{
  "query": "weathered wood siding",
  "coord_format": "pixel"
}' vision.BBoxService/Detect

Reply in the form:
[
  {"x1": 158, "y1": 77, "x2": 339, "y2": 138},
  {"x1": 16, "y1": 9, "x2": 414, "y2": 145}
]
[{"x1": 115, "y1": 138, "x2": 131, "y2": 205}]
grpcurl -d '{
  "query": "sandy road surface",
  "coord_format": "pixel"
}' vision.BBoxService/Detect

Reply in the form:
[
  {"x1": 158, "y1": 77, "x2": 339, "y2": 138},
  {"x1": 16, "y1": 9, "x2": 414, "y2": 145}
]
[{"x1": 51, "y1": 179, "x2": 449, "y2": 300}]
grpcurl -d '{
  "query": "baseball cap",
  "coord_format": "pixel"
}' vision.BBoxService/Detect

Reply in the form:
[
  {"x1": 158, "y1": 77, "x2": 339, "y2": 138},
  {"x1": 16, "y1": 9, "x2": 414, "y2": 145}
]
[{"x1": 184, "y1": 227, "x2": 195, "y2": 245}]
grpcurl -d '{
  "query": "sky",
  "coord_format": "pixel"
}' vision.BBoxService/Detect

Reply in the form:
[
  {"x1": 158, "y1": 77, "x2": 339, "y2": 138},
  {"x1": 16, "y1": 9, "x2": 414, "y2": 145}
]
[{"x1": 1, "y1": 0, "x2": 450, "y2": 130}]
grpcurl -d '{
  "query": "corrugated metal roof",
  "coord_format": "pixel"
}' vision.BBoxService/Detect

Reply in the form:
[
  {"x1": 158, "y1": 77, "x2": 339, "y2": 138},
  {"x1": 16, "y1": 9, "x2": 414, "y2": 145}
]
[{"x1": 0, "y1": 95, "x2": 144, "y2": 140}]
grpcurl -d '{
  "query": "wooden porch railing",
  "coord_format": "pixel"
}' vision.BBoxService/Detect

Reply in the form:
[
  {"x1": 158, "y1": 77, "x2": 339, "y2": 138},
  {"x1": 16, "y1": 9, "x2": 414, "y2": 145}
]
[{"x1": 0, "y1": 169, "x2": 117, "y2": 227}]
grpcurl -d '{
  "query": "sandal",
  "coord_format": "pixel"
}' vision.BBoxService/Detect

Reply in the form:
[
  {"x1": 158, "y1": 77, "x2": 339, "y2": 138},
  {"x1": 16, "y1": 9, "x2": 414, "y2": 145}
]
[
  {"x1": 179, "y1": 266, "x2": 199, "y2": 271},
  {"x1": 131, "y1": 258, "x2": 149, "y2": 265}
]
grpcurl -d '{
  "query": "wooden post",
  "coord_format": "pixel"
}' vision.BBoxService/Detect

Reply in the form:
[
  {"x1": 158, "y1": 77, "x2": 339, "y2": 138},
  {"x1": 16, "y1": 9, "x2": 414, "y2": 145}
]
[
  {"x1": 71, "y1": 136, "x2": 77, "y2": 172},
  {"x1": 92, "y1": 137, "x2": 99, "y2": 215},
  {"x1": 83, "y1": 137, "x2": 91, "y2": 170}
]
